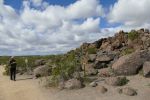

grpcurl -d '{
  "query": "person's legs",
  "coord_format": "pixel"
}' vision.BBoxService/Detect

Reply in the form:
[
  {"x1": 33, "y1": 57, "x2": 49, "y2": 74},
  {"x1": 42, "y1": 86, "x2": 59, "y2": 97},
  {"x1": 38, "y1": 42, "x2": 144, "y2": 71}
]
[
  {"x1": 13, "y1": 68, "x2": 16, "y2": 81},
  {"x1": 10, "y1": 68, "x2": 13, "y2": 80}
]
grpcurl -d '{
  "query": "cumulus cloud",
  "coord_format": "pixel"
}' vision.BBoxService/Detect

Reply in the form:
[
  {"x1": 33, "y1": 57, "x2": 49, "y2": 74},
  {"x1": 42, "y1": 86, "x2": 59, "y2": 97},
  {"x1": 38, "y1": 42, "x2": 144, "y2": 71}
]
[
  {"x1": 0, "y1": 0, "x2": 104, "y2": 55},
  {"x1": 108, "y1": 0, "x2": 150, "y2": 26}
]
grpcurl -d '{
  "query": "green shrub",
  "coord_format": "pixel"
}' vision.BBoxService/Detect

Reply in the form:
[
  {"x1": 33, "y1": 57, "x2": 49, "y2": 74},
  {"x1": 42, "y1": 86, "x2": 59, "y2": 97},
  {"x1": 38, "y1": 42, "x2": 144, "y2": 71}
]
[
  {"x1": 121, "y1": 48, "x2": 135, "y2": 55},
  {"x1": 50, "y1": 52, "x2": 80, "y2": 86},
  {"x1": 87, "y1": 47, "x2": 97, "y2": 54},
  {"x1": 128, "y1": 31, "x2": 139, "y2": 41},
  {"x1": 118, "y1": 77, "x2": 129, "y2": 86}
]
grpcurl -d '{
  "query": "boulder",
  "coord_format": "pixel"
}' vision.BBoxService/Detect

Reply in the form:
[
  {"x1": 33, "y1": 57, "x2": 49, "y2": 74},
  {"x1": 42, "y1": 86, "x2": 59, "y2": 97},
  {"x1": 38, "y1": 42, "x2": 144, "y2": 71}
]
[
  {"x1": 64, "y1": 79, "x2": 83, "y2": 89},
  {"x1": 34, "y1": 59, "x2": 46, "y2": 67},
  {"x1": 33, "y1": 65, "x2": 51, "y2": 78},
  {"x1": 96, "y1": 85, "x2": 108, "y2": 94},
  {"x1": 98, "y1": 68, "x2": 112, "y2": 77},
  {"x1": 122, "y1": 87, "x2": 137, "y2": 96},
  {"x1": 88, "y1": 54, "x2": 97, "y2": 62},
  {"x1": 94, "y1": 61, "x2": 108, "y2": 69},
  {"x1": 86, "y1": 68, "x2": 98, "y2": 76},
  {"x1": 89, "y1": 81, "x2": 98, "y2": 87},
  {"x1": 112, "y1": 50, "x2": 150, "y2": 75},
  {"x1": 105, "y1": 77, "x2": 128, "y2": 86},
  {"x1": 96, "y1": 51, "x2": 115, "y2": 62},
  {"x1": 143, "y1": 61, "x2": 150, "y2": 77},
  {"x1": 84, "y1": 64, "x2": 98, "y2": 75},
  {"x1": 96, "y1": 55, "x2": 113, "y2": 62}
]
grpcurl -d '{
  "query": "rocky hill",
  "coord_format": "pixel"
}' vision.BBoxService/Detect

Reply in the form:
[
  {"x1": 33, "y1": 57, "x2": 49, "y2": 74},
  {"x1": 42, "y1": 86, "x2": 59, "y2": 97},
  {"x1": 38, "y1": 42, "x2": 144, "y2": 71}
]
[{"x1": 70, "y1": 28, "x2": 150, "y2": 77}]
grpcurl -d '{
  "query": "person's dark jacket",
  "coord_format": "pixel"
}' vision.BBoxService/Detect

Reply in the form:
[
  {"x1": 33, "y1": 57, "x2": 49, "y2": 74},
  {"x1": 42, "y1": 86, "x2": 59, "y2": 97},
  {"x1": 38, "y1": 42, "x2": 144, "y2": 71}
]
[{"x1": 9, "y1": 59, "x2": 17, "y2": 69}]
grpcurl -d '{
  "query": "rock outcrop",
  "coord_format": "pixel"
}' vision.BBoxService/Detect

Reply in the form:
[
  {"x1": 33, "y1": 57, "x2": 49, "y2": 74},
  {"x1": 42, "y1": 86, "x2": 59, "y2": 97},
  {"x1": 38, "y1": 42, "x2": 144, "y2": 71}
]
[{"x1": 112, "y1": 50, "x2": 150, "y2": 75}]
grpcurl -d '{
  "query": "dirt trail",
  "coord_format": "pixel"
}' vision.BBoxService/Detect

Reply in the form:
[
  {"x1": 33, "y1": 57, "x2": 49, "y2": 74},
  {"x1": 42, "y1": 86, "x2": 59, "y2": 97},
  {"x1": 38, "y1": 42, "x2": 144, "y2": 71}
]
[
  {"x1": 0, "y1": 65, "x2": 150, "y2": 100},
  {"x1": 0, "y1": 66, "x2": 53, "y2": 100}
]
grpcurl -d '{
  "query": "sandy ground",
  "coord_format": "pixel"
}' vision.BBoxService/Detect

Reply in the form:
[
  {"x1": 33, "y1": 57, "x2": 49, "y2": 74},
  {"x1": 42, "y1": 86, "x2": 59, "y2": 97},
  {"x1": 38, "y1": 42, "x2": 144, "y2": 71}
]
[{"x1": 0, "y1": 65, "x2": 150, "y2": 100}]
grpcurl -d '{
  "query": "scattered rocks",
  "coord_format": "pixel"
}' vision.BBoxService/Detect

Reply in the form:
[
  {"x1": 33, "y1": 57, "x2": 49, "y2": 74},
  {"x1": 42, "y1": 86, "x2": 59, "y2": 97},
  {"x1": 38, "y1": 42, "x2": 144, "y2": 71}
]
[
  {"x1": 143, "y1": 61, "x2": 150, "y2": 77},
  {"x1": 64, "y1": 79, "x2": 83, "y2": 89},
  {"x1": 105, "y1": 77, "x2": 128, "y2": 86}
]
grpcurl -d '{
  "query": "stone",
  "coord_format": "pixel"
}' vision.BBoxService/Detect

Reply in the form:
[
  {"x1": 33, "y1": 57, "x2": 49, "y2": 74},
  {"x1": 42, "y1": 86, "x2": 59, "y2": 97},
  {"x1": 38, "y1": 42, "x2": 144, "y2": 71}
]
[
  {"x1": 112, "y1": 50, "x2": 150, "y2": 75},
  {"x1": 96, "y1": 85, "x2": 108, "y2": 94},
  {"x1": 143, "y1": 61, "x2": 150, "y2": 77},
  {"x1": 122, "y1": 87, "x2": 137, "y2": 96},
  {"x1": 34, "y1": 59, "x2": 46, "y2": 67},
  {"x1": 98, "y1": 68, "x2": 112, "y2": 77},
  {"x1": 64, "y1": 79, "x2": 83, "y2": 89},
  {"x1": 88, "y1": 54, "x2": 97, "y2": 62},
  {"x1": 84, "y1": 64, "x2": 98, "y2": 75},
  {"x1": 96, "y1": 55, "x2": 113, "y2": 62},
  {"x1": 89, "y1": 81, "x2": 98, "y2": 87},
  {"x1": 86, "y1": 68, "x2": 98, "y2": 76},
  {"x1": 33, "y1": 65, "x2": 51, "y2": 78}
]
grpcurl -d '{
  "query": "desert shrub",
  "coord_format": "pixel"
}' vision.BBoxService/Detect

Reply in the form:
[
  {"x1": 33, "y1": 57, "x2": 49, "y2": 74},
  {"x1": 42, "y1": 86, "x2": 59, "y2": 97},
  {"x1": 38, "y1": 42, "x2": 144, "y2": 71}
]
[
  {"x1": 87, "y1": 47, "x2": 97, "y2": 54},
  {"x1": 50, "y1": 52, "x2": 80, "y2": 86},
  {"x1": 121, "y1": 48, "x2": 135, "y2": 55},
  {"x1": 128, "y1": 31, "x2": 139, "y2": 41},
  {"x1": 3, "y1": 65, "x2": 10, "y2": 75},
  {"x1": 118, "y1": 77, "x2": 129, "y2": 86}
]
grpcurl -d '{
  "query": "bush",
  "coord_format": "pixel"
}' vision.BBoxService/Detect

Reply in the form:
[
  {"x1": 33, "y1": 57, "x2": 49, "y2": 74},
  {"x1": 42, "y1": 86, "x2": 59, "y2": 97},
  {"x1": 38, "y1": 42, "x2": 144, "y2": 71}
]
[
  {"x1": 87, "y1": 47, "x2": 97, "y2": 54},
  {"x1": 50, "y1": 52, "x2": 80, "y2": 86},
  {"x1": 118, "y1": 77, "x2": 129, "y2": 86},
  {"x1": 128, "y1": 31, "x2": 139, "y2": 41}
]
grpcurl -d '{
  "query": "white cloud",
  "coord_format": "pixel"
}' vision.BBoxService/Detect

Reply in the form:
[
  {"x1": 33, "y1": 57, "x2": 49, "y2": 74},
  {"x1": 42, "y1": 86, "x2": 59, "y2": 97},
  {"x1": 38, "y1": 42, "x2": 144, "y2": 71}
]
[
  {"x1": 0, "y1": 0, "x2": 103, "y2": 55},
  {"x1": 108, "y1": 0, "x2": 150, "y2": 26},
  {"x1": 31, "y1": 0, "x2": 43, "y2": 6}
]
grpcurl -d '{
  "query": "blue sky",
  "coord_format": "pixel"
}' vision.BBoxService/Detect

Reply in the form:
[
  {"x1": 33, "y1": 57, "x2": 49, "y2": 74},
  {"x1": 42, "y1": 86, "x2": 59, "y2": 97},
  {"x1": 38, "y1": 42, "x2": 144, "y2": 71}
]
[
  {"x1": 0, "y1": 0, "x2": 150, "y2": 55},
  {"x1": 4, "y1": 0, "x2": 116, "y2": 28}
]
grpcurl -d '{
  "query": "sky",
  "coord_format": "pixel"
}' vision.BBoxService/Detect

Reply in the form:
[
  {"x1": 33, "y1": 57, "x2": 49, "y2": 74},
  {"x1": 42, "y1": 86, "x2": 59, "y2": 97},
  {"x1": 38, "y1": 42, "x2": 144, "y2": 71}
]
[{"x1": 0, "y1": 0, "x2": 150, "y2": 56}]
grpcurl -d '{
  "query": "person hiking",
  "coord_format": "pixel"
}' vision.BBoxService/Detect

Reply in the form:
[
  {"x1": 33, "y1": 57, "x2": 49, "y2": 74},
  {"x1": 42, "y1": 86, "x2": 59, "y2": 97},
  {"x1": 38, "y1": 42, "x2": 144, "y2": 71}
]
[{"x1": 9, "y1": 56, "x2": 17, "y2": 81}]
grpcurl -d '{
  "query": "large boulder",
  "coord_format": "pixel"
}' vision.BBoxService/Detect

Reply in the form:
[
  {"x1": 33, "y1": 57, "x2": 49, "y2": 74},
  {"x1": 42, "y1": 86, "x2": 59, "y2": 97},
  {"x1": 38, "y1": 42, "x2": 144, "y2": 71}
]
[
  {"x1": 64, "y1": 79, "x2": 83, "y2": 89},
  {"x1": 112, "y1": 50, "x2": 150, "y2": 75},
  {"x1": 143, "y1": 61, "x2": 150, "y2": 77},
  {"x1": 34, "y1": 59, "x2": 46, "y2": 67},
  {"x1": 33, "y1": 65, "x2": 51, "y2": 78}
]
